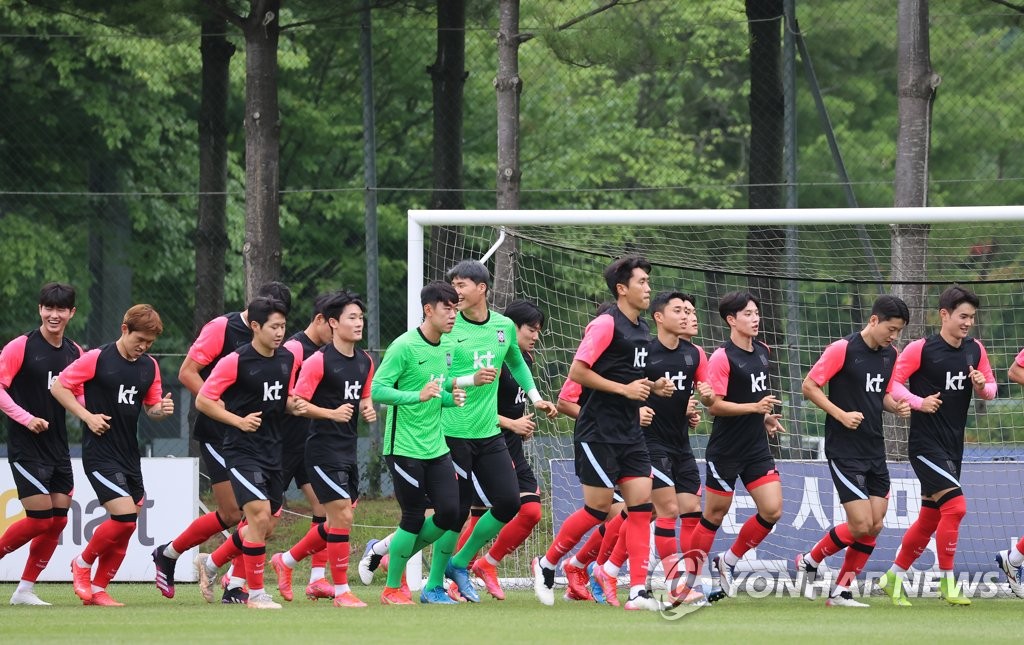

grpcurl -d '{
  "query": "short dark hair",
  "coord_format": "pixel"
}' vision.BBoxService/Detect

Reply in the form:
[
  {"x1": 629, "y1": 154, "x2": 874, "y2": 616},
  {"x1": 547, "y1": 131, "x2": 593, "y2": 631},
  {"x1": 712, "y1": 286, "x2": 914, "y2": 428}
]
[
  {"x1": 718, "y1": 291, "x2": 759, "y2": 322},
  {"x1": 322, "y1": 290, "x2": 366, "y2": 321},
  {"x1": 871, "y1": 295, "x2": 910, "y2": 324},
  {"x1": 257, "y1": 281, "x2": 292, "y2": 316},
  {"x1": 310, "y1": 291, "x2": 335, "y2": 320},
  {"x1": 446, "y1": 260, "x2": 491, "y2": 289},
  {"x1": 248, "y1": 296, "x2": 288, "y2": 326},
  {"x1": 651, "y1": 291, "x2": 696, "y2": 316},
  {"x1": 938, "y1": 285, "x2": 980, "y2": 313},
  {"x1": 595, "y1": 301, "x2": 615, "y2": 316},
  {"x1": 39, "y1": 282, "x2": 75, "y2": 309},
  {"x1": 420, "y1": 280, "x2": 458, "y2": 309},
  {"x1": 503, "y1": 300, "x2": 545, "y2": 329},
  {"x1": 603, "y1": 255, "x2": 652, "y2": 298}
]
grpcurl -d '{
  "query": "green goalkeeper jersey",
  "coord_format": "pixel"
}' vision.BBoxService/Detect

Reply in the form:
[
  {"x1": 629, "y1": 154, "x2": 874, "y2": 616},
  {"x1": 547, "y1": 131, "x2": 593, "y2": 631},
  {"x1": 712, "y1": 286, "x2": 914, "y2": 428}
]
[
  {"x1": 372, "y1": 327, "x2": 456, "y2": 459},
  {"x1": 441, "y1": 309, "x2": 538, "y2": 440}
]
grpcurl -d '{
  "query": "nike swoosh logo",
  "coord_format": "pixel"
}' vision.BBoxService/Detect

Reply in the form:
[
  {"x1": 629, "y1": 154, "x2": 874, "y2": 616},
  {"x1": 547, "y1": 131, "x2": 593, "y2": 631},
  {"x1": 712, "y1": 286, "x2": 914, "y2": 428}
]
[
  {"x1": 456, "y1": 338, "x2": 467, "y2": 343},
  {"x1": 418, "y1": 360, "x2": 428, "y2": 365}
]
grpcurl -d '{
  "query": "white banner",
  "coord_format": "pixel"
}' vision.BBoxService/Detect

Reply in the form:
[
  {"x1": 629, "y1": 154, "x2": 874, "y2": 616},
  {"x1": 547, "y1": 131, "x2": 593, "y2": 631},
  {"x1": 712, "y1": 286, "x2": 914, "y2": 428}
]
[{"x1": 1, "y1": 457, "x2": 199, "y2": 582}]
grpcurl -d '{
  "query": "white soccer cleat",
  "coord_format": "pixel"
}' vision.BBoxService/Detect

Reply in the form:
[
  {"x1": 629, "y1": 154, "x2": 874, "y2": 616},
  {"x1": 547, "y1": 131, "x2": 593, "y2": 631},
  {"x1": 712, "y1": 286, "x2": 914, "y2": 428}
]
[
  {"x1": 10, "y1": 590, "x2": 52, "y2": 606},
  {"x1": 712, "y1": 553, "x2": 737, "y2": 598},
  {"x1": 195, "y1": 552, "x2": 217, "y2": 603},
  {"x1": 532, "y1": 557, "x2": 554, "y2": 606},
  {"x1": 624, "y1": 589, "x2": 666, "y2": 611},
  {"x1": 246, "y1": 591, "x2": 282, "y2": 610},
  {"x1": 358, "y1": 538, "x2": 382, "y2": 586},
  {"x1": 996, "y1": 550, "x2": 1024, "y2": 599},
  {"x1": 795, "y1": 552, "x2": 818, "y2": 601},
  {"x1": 825, "y1": 590, "x2": 869, "y2": 608}
]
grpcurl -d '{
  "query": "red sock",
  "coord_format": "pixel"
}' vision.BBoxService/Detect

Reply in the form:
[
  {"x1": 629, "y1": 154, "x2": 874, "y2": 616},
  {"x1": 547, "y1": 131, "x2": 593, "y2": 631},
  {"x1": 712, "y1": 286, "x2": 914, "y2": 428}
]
[
  {"x1": 894, "y1": 503, "x2": 940, "y2": 570},
  {"x1": 729, "y1": 514, "x2": 774, "y2": 559},
  {"x1": 210, "y1": 531, "x2": 242, "y2": 568},
  {"x1": 326, "y1": 528, "x2": 350, "y2": 586},
  {"x1": 171, "y1": 511, "x2": 228, "y2": 553},
  {"x1": 597, "y1": 511, "x2": 626, "y2": 565},
  {"x1": 242, "y1": 540, "x2": 266, "y2": 590},
  {"x1": 82, "y1": 516, "x2": 134, "y2": 565},
  {"x1": 572, "y1": 526, "x2": 605, "y2": 566},
  {"x1": 686, "y1": 518, "x2": 719, "y2": 576},
  {"x1": 488, "y1": 501, "x2": 541, "y2": 562},
  {"x1": 809, "y1": 522, "x2": 854, "y2": 563},
  {"x1": 0, "y1": 515, "x2": 51, "y2": 556},
  {"x1": 625, "y1": 505, "x2": 653, "y2": 587},
  {"x1": 935, "y1": 496, "x2": 966, "y2": 570},
  {"x1": 288, "y1": 523, "x2": 327, "y2": 562},
  {"x1": 837, "y1": 535, "x2": 876, "y2": 588},
  {"x1": 1016, "y1": 535, "x2": 1024, "y2": 556},
  {"x1": 544, "y1": 506, "x2": 604, "y2": 565},
  {"x1": 654, "y1": 517, "x2": 677, "y2": 562},
  {"x1": 23, "y1": 514, "x2": 68, "y2": 582},
  {"x1": 678, "y1": 513, "x2": 701, "y2": 553},
  {"x1": 230, "y1": 555, "x2": 246, "y2": 580},
  {"x1": 93, "y1": 520, "x2": 136, "y2": 588},
  {"x1": 609, "y1": 516, "x2": 629, "y2": 568}
]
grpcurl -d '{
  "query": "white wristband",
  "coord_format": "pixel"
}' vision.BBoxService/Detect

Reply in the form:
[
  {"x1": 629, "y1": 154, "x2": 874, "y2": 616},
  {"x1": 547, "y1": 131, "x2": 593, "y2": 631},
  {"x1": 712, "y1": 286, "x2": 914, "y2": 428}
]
[
  {"x1": 527, "y1": 388, "x2": 542, "y2": 404},
  {"x1": 455, "y1": 375, "x2": 475, "y2": 388}
]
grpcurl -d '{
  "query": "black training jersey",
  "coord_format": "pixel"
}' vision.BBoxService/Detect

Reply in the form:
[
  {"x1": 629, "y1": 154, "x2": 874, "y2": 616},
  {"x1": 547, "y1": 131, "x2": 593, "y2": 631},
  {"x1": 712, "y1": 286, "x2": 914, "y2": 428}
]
[
  {"x1": 0, "y1": 329, "x2": 82, "y2": 463},
  {"x1": 573, "y1": 306, "x2": 651, "y2": 444},
  {"x1": 643, "y1": 337, "x2": 708, "y2": 456},
  {"x1": 498, "y1": 351, "x2": 533, "y2": 449},
  {"x1": 187, "y1": 312, "x2": 253, "y2": 443},
  {"x1": 280, "y1": 332, "x2": 321, "y2": 452},
  {"x1": 705, "y1": 340, "x2": 773, "y2": 462},
  {"x1": 293, "y1": 344, "x2": 374, "y2": 463}
]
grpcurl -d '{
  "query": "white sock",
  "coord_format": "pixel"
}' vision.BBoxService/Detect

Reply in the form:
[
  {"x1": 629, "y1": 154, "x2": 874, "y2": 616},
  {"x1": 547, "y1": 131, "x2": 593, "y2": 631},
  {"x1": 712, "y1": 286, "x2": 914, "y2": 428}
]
[
  {"x1": 248, "y1": 587, "x2": 265, "y2": 597},
  {"x1": 568, "y1": 556, "x2": 585, "y2": 569},
  {"x1": 309, "y1": 567, "x2": 325, "y2": 583},
  {"x1": 803, "y1": 553, "x2": 820, "y2": 568},
  {"x1": 602, "y1": 561, "x2": 620, "y2": 578},
  {"x1": 628, "y1": 584, "x2": 645, "y2": 599},
  {"x1": 163, "y1": 544, "x2": 181, "y2": 559},
  {"x1": 281, "y1": 552, "x2": 298, "y2": 569},
  {"x1": 334, "y1": 583, "x2": 351, "y2": 596},
  {"x1": 75, "y1": 555, "x2": 90, "y2": 568},
  {"x1": 1009, "y1": 543, "x2": 1024, "y2": 567},
  {"x1": 485, "y1": 553, "x2": 499, "y2": 567},
  {"x1": 91, "y1": 584, "x2": 104, "y2": 594},
  {"x1": 539, "y1": 556, "x2": 555, "y2": 571},
  {"x1": 15, "y1": 580, "x2": 34, "y2": 593},
  {"x1": 722, "y1": 549, "x2": 739, "y2": 567},
  {"x1": 227, "y1": 576, "x2": 246, "y2": 590},
  {"x1": 372, "y1": 534, "x2": 392, "y2": 556},
  {"x1": 890, "y1": 564, "x2": 906, "y2": 575}
]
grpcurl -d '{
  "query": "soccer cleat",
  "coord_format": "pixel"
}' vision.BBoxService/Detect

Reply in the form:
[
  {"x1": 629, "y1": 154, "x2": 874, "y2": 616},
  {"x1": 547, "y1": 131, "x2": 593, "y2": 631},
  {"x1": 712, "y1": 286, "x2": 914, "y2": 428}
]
[
  {"x1": 85, "y1": 591, "x2": 124, "y2": 607},
  {"x1": 996, "y1": 550, "x2": 1024, "y2": 599},
  {"x1": 592, "y1": 564, "x2": 620, "y2": 607},
  {"x1": 445, "y1": 560, "x2": 480, "y2": 603},
  {"x1": 826, "y1": 590, "x2": 869, "y2": 607},
  {"x1": 624, "y1": 588, "x2": 665, "y2": 611},
  {"x1": 713, "y1": 553, "x2": 737, "y2": 598},
  {"x1": 333, "y1": 591, "x2": 368, "y2": 608},
  {"x1": 446, "y1": 581, "x2": 468, "y2": 603},
  {"x1": 9, "y1": 590, "x2": 52, "y2": 606},
  {"x1": 246, "y1": 591, "x2": 282, "y2": 610},
  {"x1": 152, "y1": 543, "x2": 176, "y2": 599},
  {"x1": 877, "y1": 571, "x2": 912, "y2": 607},
  {"x1": 221, "y1": 586, "x2": 249, "y2": 604},
  {"x1": 70, "y1": 559, "x2": 93, "y2": 602},
  {"x1": 305, "y1": 578, "x2": 334, "y2": 600},
  {"x1": 358, "y1": 539, "x2": 382, "y2": 585},
  {"x1": 939, "y1": 575, "x2": 971, "y2": 606},
  {"x1": 380, "y1": 586, "x2": 415, "y2": 605},
  {"x1": 532, "y1": 557, "x2": 555, "y2": 606},
  {"x1": 795, "y1": 552, "x2": 818, "y2": 601},
  {"x1": 421, "y1": 585, "x2": 459, "y2": 604},
  {"x1": 472, "y1": 558, "x2": 506, "y2": 600},
  {"x1": 587, "y1": 562, "x2": 607, "y2": 604},
  {"x1": 194, "y1": 553, "x2": 216, "y2": 603},
  {"x1": 270, "y1": 553, "x2": 294, "y2": 601},
  {"x1": 666, "y1": 583, "x2": 705, "y2": 607},
  {"x1": 561, "y1": 561, "x2": 592, "y2": 602}
]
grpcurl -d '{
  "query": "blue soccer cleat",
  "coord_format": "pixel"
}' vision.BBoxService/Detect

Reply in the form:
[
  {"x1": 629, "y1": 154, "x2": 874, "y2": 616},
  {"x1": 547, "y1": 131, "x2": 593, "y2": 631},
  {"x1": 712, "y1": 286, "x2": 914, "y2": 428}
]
[
  {"x1": 445, "y1": 560, "x2": 480, "y2": 603},
  {"x1": 420, "y1": 585, "x2": 458, "y2": 604}
]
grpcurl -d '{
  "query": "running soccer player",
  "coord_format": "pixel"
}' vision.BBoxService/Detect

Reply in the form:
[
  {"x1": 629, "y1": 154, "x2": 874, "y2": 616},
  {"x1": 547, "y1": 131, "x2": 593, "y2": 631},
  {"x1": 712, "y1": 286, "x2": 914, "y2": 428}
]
[
  {"x1": 0, "y1": 283, "x2": 82, "y2": 605},
  {"x1": 51, "y1": 304, "x2": 174, "y2": 606},
  {"x1": 996, "y1": 348, "x2": 1024, "y2": 599},
  {"x1": 533, "y1": 255, "x2": 672, "y2": 611},
  {"x1": 372, "y1": 281, "x2": 466, "y2": 605},
  {"x1": 270, "y1": 291, "x2": 376, "y2": 608},
  {"x1": 153, "y1": 282, "x2": 291, "y2": 602},
  {"x1": 432, "y1": 262, "x2": 557, "y2": 604},
  {"x1": 687, "y1": 291, "x2": 785, "y2": 600},
  {"x1": 795, "y1": 295, "x2": 911, "y2": 607},
  {"x1": 193, "y1": 297, "x2": 304, "y2": 610},
  {"x1": 877, "y1": 286, "x2": 995, "y2": 607}
]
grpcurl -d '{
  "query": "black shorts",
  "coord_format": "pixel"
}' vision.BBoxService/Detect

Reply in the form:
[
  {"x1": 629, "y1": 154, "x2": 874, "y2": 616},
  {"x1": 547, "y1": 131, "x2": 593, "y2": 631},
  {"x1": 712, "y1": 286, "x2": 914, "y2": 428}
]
[
  {"x1": 307, "y1": 461, "x2": 359, "y2": 505},
  {"x1": 85, "y1": 464, "x2": 145, "y2": 505},
  {"x1": 704, "y1": 455, "x2": 779, "y2": 496},
  {"x1": 280, "y1": 443, "x2": 310, "y2": 490},
  {"x1": 385, "y1": 453, "x2": 460, "y2": 532},
  {"x1": 201, "y1": 441, "x2": 230, "y2": 485},
  {"x1": 228, "y1": 463, "x2": 284, "y2": 514},
  {"x1": 828, "y1": 457, "x2": 890, "y2": 504},
  {"x1": 505, "y1": 432, "x2": 540, "y2": 495},
  {"x1": 647, "y1": 444, "x2": 701, "y2": 496},
  {"x1": 910, "y1": 453, "x2": 962, "y2": 497},
  {"x1": 574, "y1": 440, "x2": 651, "y2": 489},
  {"x1": 10, "y1": 460, "x2": 75, "y2": 499}
]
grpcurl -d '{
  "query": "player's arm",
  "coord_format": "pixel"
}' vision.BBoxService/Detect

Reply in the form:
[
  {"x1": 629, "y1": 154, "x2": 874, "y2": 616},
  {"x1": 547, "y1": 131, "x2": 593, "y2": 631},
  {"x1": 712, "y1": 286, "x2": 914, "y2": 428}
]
[
  {"x1": 556, "y1": 378, "x2": 582, "y2": 419},
  {"x1": 969, "y1": 342, "x2": 997, "y2": 400},
  {"x1": 802, "y1": 340, "x2": 862, "y2": 430},
  {"x1": 500, "y1": 329, "x2": 557, "y2": 417},
  {"x1": 1009, "y1": 346, "x2": 1024, "y2": 387},
  {"x1": 0, "y1": 336, "x2": 46, "y2": 431},
  {"x1": 499, "y1": 412, "x2": 536, "y2": 437},
  {"x1": 51, "y1": 351, "x2": 110, "y2": 435},
  {"x1": 195, "y1": 354, "x2": 260, "y2": 432},
  {"x1": 295, "y1": 352, "x2": 354, "y2": 422},
  {"x1": 371, "y1": 341, "x2": 443, "y2": 406},
  {"x1": 568, "y1": 315, "x2": 650, "y2": 401},
  {"x1": 282, "y1": 341, "x2": 308, "y2": 417},
  {"x1": 179, "y1": 316, "x2": 229, "y2": 396},
  {"x1": 886, "y1": 338, "x2": 940, "y2": 412},
  {"x1": 143, "y1": 357, "x2": 174, "y2": 420}
]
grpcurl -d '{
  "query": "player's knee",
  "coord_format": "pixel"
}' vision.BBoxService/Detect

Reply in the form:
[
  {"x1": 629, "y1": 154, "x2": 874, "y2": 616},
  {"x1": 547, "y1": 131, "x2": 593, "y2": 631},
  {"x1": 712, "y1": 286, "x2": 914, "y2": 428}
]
[
  {"x1": 492, "y1": 495, "x2": 521, "y2": 524},
  {"x1": 938, "y1": 489, "x2": 966, "y2": 520},
  {"x1": 431, "y1": 500, "x2": 463, "y2": 532},
  {"x1": 334, "y1": 506, "x2": 354, "y2": 529},
  {"x1": 219, "y1": 508, "x2": 243, "y2": 526},
  {"x1": 868, "y1": 519, "x2": 884, "y2": 538},
  {"x1": 759, "y1": 506, "x2": 782, "y2": 524},
  {"x1": 848, "y1": 518, "x2": 872, "y2": 539},
  {"x1": 399, "y1": 510, "x2": 425, "y2": 534},
  {"x1": 519, "y1": 496, "x2": 542, "y2": 526}
]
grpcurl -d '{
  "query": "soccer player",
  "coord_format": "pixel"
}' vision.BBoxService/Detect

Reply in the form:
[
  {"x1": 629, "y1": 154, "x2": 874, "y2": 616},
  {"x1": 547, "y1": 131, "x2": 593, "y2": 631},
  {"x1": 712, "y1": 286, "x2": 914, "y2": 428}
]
[
  {"x1": 686, "y1": 291, "x2": 785, "y2": 600},
  {"x1": 153, "y1": 281, "x2": 290, "y2": 602},
  {"x1": 877, "y1": 286, "x2": 995, "y2": 607},
  {"x1": 270, "y1": 291, "x2": 376, "y2": 608},
  {"x1": 795, "y1": 295, "x2": 911, "y2": 607},
  {"x1": 51, "y1": 304, "x2": 174, "y2": 606},
  {"x1": 533, "y1": 255, "x2": 672, "y2": 611},
  {"x1": 432, "y1": 262, "x2": 557, "y2": 604},
  {"x1": 193, "y1": 297, "x2": 304, "y2": 610},
  {"x1": 638, "y1": 291, "x2": 713, "y2": 604},
  {"x1": 371, "y1": 281, "x2": 466, "y2": 605},
  {"x1": 996, "y1": 348, "x2": 1024, "y2": 599},
  {"x1": 0, "y1": 283, "x2": 82, "y2": 605}
]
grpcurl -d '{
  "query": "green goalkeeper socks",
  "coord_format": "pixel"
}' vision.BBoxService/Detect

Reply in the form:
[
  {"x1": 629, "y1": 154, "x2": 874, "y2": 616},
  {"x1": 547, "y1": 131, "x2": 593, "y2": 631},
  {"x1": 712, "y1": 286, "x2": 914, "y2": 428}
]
[
  {"x1": 385, "y1": 528, "x2": 418, "y2": 589},
  {"x1": 450, "y1": 511, "x2": 507, "y2": 569},
  {"x1": 425, "y1": 530, "x2": 459, "y2": 589}
]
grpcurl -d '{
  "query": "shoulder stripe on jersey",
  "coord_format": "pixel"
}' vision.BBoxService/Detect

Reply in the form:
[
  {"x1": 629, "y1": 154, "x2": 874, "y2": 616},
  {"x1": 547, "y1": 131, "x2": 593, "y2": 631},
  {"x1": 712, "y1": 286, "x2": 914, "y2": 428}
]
[
  {"x1": 706, "y1": 461, "x2": 733, "y2": 493},
  {"x1": 914, "y1": 456, "x2": 961, "y2": 488},
  {"x1": 828, "y1": 460, "x2": 867, "y2": 501},
  {"x1": 13, "y1": 462, "x2": 49, "y2": 495},
  {"x1": 313, "y1": 466, "x2": 351, "y2": 499},
  {"x1": 91, "y1": 471, "x2": 130, "y2": 498},
  {"x1": 579, "y1": 442, "x2": 614, "y2": 488},
  {"x1": 471, "y1": 472, "x2": 492, "y2": 507},
  {"x1": 230, "y1": 468, "x2": 268, "y2": 500},
  {"x1": 392, "y1": 463, "x2": 419, "y2": 488}
]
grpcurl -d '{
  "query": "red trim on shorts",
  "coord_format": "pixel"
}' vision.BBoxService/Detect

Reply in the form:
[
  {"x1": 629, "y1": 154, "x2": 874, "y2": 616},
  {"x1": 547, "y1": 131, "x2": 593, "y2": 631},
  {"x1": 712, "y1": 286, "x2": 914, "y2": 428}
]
[
  {"x1": 745, "y1": 471, "x2": 781, "y2": 491},
  {"x1": 616, "y1": 475, "x2": 647, "y2": 485},
  {"x1": 137, "y1": 496, "x2": 146, "y2": 508},
  {"x1": 695, "y1": 484, "x2": 704, "y2": 497},
  {"x1": 705, "y1": 487, "x2": 734, "y2": 498}
]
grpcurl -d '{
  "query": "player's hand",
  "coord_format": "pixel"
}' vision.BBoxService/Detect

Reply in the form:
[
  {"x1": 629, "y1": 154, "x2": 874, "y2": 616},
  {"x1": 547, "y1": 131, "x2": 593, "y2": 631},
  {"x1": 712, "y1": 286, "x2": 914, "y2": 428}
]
[
  {"x1": 764, "y1": 413, "x2": 785, "y2": 437},
  {"x1": 688, "y1": 412, "x2": 701, "y2": 429},
  {"x1": 420, "y1": 379, "x2": 442, "y2": 401},
  {"x1": 473, "y1": 367, "x2": 498, "y2": 386},
  {"x1": 639, "y1": 406, "x2": 654, "y2": 427},
  {"x1": 508, "y1": 413, "x2": 536, "y2": 438},
  {"x1": 968, "y1": 365, "x2": 987, "y2": 388},
  {"x1": 920, "y1": 392, "x2": 942, "y2": 414},
  {"x1": 694, "y1": 380, "x2": 714, "y2": 402},
  {"x1": 686, "y1": 398, "x2": 698, "y2": 417},
  {"x1": 27, "y1": 417, "x2": 49, "y2": 433},
  {"x1": 238, "y1": 411, "x2": 262, "y2": 432},
  {"x1": 533, "y1": 399, "x2": 558, "y2": 419},
  {"x1": 452, "y1": 385, "x2": 467, "y2": 407},
  {"x1": 333, "y1": 403, "x2": 355, "y2": 423},
  {"x1": 651, "y1": 376, "x2": 675, "y2": 397},
  {"x1": 158, "y1": 392, "x2": 174, "y2": 416},
  {"x1": 753, "y1": 395, "x2": 781, "y2": 415},
  {"x1": 891, "y1": 399, "x2": 912, "y2": 418},
  {"x1": 838, "y1": 410, "x2": 864, "y2": 430},
  {"x1": 287, "y1": 396, "x2": 308, "y2": 417},
  {"x1": 361, "y1": 403, "x2": 377, "y2": 423},
  {"x1": 85, "y1": 413, "x2": 111, "y2": 436},
  {"x1": 622, "y1": 378, "x2": 652, "y2": 401}
]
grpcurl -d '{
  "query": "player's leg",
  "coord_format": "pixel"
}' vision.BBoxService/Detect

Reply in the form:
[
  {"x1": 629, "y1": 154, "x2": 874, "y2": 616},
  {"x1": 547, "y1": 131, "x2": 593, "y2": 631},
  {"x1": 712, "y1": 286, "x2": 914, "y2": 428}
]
[
  {"x1": 73, "y1": 468, "x2": 143, "y2": 605},
  {"x1": 716, "y1": 460, "x2": 781, "y2": 597},
  {"x1": 649, "y1": 448, "x2": 681, "y2": 565},
  {"x1": 691, "y1": 459, "x2": 738, "y2": 600},
  {"x1": 3, "y1": 461, "x2": 68, "y2": 605},
  {"x1": 271, "y1": 465, "x2": 333, "y2": 601},
  {"x1": 996, "y1": 532, "x2": 1024, "y2": 598},
  {"x1": 358, "y1": 531, "x2": 393, "y2": 585},
  {"x1": 424, "y1": 438, "x2": 472, "y2": 597},
  {"x1": 933, "y1": 483, "x2": 968, "y2": 605},
  {"x1": 416, "y1": 454, "x2": 463, "y2": 604},
  {"x1": 238, "y1": 496, "x2": 277, "y2": 609},
  {"x1": 825, "y1": 461, "x2": 888, "y2": 607},
  {"x1": 381, "y1": 455, "x2": 428, "y2": 605},
  {"x1": 674, "y1": 455, "x2": 703, "y2": 555},
  {"x1": 618, "y1": 470, "x2": 659, "y2": 611},
  {"x1": 299, "y1": 483, "x2": 333, "y2": 598}
]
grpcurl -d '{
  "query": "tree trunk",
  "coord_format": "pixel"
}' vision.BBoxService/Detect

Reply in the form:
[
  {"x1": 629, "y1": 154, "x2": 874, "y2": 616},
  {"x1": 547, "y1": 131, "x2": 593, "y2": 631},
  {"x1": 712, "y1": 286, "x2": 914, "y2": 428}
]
[
  {"x1": 427, "y1": 0, "x2": 467, "y2": 281},
  {"x1": 887, "y1": 0, "x2": 939, "y2": 460},
  {"x1": 242, "y1": 0, "x2": 282, "y2": 301},
  {"x1": 492, "y1": 0, "x2": 522, "y2": 311},
  {"x1": 195, "y1": 17, "x2": 234, "y2": 333},
  {"x1": 87, "y1": 158, "x2": 132, "y2": 348}
]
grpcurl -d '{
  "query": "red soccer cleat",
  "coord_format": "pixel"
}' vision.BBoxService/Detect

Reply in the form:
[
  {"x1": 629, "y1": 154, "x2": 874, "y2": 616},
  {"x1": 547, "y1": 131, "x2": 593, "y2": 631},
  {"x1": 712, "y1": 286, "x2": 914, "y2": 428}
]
[
  {"x1": 446, "y1": 581, "x2": 468, "y2": 602},
  {"x1": 561, "y1": 561, "x2": 592, "y2": 601},
  {"x1": 593, "y1": 565, "x2": 620, "y2": 607},
  {"x1": 270, "y1": 553, "x2": 294, "y2": 601},
  {"x1": 471, "y1": 558, "x2": 505, "y2": 600},
  {"x1": 380, "y1": 586, "x2": 414, "y2": 605},
  {"x1": 305, "y1": 578, "x2": 334, "y2": 600},
  {"x1": 71, "y1": 559, "x2": 93, "y2": 602},
  {"x1": 84, "y1": 590, "x2": 124, "y2": 607},
  {"x1": 333, "y1": 591, "x2": 368, "y2": 608}
]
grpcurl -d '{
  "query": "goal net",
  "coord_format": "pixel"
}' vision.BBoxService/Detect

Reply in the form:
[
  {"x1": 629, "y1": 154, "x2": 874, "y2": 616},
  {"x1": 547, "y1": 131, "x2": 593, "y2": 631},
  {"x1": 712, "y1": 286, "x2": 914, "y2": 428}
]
[{"x1": 410, "y1": 207, "x2": 1024, "y2": 595}]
